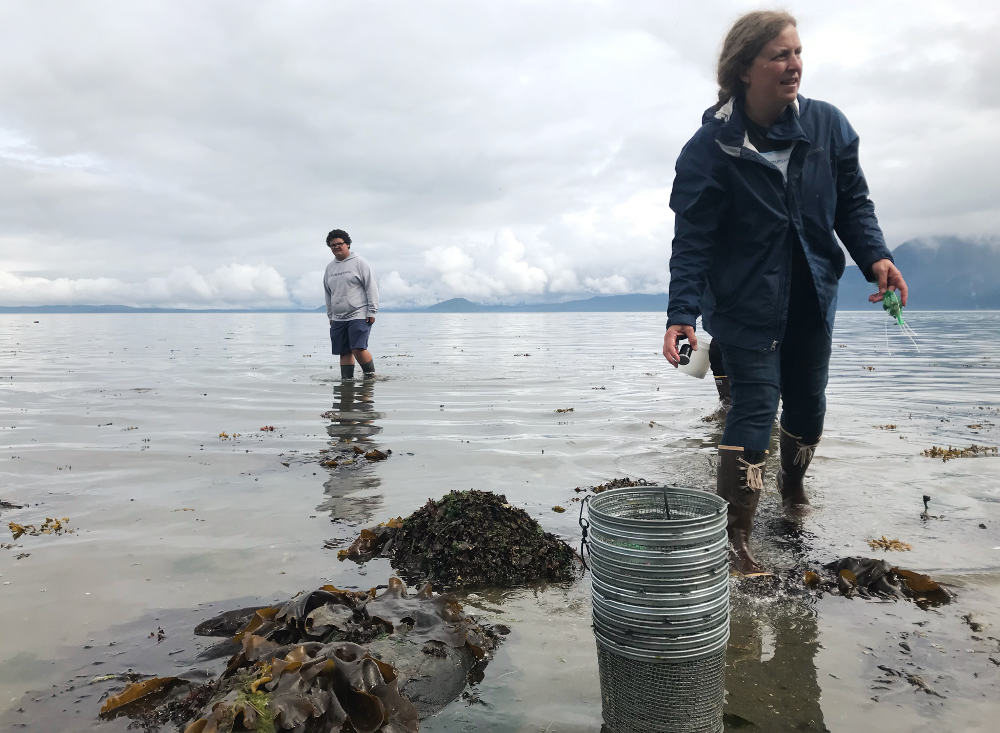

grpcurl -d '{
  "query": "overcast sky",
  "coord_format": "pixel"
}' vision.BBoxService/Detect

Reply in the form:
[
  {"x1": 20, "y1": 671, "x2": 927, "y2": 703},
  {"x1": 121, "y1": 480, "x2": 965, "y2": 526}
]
[{"x1": 1, "y1": 0, "x2": 998, "y2": 308}]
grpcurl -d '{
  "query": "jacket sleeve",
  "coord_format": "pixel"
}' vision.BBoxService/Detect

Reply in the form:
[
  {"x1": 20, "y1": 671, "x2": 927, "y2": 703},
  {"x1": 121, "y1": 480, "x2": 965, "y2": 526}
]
[
  {"x1": 667, "y1": 138, "x2": 727, "y2": 329},
  {"x1": 323, "y1": 268, "x2": 333, "y2": 320},
  {"x1": 362, "y1": 260, "x2": 379, "y2": 315},
  {"x1": 833, "y1": 116, "x2": 892, "y2": 279}
]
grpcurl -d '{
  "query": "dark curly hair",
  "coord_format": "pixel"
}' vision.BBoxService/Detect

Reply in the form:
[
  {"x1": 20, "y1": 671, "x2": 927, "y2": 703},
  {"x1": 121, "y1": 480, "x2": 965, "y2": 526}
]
[{"x1": 326, "y1": 229, "x2": 352, "y2": 246}]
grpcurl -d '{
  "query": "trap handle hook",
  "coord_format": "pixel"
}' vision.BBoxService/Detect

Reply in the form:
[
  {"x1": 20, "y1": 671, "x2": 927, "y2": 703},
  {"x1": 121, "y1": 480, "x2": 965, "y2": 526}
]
[{"x1": 578, "y1": 494, "x2": 591, "y2": 573}]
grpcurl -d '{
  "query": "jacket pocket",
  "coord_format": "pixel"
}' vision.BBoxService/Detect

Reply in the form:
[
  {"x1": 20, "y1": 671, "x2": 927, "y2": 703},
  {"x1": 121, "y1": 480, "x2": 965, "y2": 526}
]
[{"x1": 712, "y1": 261, "x2": 783, "y2": 325}]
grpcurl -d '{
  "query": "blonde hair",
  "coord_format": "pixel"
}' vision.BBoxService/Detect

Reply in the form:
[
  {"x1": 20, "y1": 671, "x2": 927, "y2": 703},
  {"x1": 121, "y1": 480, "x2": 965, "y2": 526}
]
[{"x1": 717, "y1": 10, "x2": 797, "y2": 105}]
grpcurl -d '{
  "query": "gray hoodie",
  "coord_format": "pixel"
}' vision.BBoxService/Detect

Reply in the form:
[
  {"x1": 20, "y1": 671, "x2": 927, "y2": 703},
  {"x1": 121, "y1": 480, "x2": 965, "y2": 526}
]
[{"x1": 323, "y1": 253, "x2": 379, "y2": 321}]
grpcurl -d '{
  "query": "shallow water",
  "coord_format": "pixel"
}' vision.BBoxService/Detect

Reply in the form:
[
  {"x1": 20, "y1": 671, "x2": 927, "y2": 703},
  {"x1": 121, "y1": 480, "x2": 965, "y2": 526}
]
[{"x1": 1, "y1": 311, "x2": 998, "y2": 732}]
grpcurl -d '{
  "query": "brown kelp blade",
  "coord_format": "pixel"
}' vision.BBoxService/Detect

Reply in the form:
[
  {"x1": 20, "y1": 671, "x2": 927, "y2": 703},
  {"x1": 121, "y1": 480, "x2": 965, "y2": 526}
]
[
  {"x1": 342, "y1": 688, "x2": 386, "y2": 733},
  {"x1": 232, "y1": 606, "x2": 278, "y2": 643},
  {"x1": 99, "y1": 677, "x2": 186, "y2": 717},
  {"x1": 892, "y1": 567, "x2": 952, "y2": 605},
  {"x1": 371, "y1": 679, "x2": 420, "y2": 733}
]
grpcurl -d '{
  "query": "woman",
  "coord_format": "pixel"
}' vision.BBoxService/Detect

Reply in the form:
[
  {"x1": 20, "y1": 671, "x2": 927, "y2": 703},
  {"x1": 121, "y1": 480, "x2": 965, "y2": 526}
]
[{"x1": 662, "y1": 11, "x2": 908, "y2": 574}]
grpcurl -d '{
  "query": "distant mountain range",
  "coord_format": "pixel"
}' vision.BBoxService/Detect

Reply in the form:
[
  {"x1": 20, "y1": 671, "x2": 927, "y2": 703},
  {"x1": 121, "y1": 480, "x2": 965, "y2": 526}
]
[
  {"x1": 416, "y1": 293, "x2": 670, "y2": 313},
  {"x1": 413, "y1": 238, "x2": 1000, "y2": 313},
  {"x1": 2, "y1": 238, "x2": 996, "y2": 314},
  {"x1": 0, "y1": 295, "x2": 670, "y2": 314},
  {"x1": 837, "y1": 237, "x2": 1000, "y2": 310}
]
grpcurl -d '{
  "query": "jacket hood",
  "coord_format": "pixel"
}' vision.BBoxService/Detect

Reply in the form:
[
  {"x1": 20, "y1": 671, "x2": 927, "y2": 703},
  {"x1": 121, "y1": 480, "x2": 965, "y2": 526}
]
[
  {"x1": 703, "y1": 96, "x2": 801, "y2": 126},
  {"x1": 704, "y1": 96, "x2": 808, "y2": 156},
  {"x1": 701, "y1": 103, "x2": 720, "y2": 126}
]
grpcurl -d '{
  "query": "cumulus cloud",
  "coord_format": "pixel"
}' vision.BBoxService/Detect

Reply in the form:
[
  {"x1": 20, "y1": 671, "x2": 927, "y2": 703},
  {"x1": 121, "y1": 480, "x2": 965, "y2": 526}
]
[
  {"x1": 0, "y1": 0, "x2": 996, "y2": 308},
  {"x1": 493, "y1": 230, "x2": 548, "y2": 294},
  {"x1": 583, "y1": 275, "x2": 632, "y2": 295},
  {"x1": 290, "y1": 270, "x2": 326, "y2": 308},
  {"x1": 0, "y1": 263, "x2": 293, "y2": 308},
  {"x1": 416, "y1": 229, "x2": 549, "y2": 303},
  {"x1": 378, "y1": 271, "x2": 430, "y2": 307}
]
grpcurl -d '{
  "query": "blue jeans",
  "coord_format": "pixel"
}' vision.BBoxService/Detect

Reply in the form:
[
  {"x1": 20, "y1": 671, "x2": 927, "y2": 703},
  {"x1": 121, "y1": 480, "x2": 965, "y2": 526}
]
[{"x1": 717, "y1": 303, "x2": 831, "y2": 451}]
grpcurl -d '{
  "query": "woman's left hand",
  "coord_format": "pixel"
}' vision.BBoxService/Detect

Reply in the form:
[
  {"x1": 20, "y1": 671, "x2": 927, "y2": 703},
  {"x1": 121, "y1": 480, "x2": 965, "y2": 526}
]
[{"x1": 868, "y1": 259, "x2": 908, "y2": 306}]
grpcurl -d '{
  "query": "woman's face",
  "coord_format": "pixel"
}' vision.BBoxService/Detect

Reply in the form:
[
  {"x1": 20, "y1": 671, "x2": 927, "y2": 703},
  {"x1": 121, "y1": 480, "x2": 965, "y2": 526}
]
[{"x1": 741, "y1": 24, "x2": 803, "y2": 108}]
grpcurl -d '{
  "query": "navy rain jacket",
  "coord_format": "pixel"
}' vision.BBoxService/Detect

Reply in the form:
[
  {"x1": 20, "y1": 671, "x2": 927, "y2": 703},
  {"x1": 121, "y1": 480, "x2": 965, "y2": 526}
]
[{"x1": 666, "y1": 95, "x2": 892, "y2": 351}]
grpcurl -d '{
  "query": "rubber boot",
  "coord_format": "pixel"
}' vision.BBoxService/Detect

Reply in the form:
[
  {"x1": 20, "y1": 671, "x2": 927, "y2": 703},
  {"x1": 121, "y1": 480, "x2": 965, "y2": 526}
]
[
  {"x1": 359, "y1": 358, "x2": 376, "y2": 379},
  {"x1": 777, "y1": 426, "x2": 819, "y2": 517},
  {"x1": 704, "y1": 376, "x2": 732, "y2": 423},
  {"x1": 715, "y1": 375, "x2": 731, "y2": 410},
  {"x1": 717, "y1": 445, "x2": 768, "y2": 575}
]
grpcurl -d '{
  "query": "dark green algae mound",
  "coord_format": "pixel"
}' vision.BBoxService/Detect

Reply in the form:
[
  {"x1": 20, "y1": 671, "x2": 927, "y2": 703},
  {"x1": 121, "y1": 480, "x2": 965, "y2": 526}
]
[{"x1": 390, "y1": 490, "x2": 576, "y2": 587}]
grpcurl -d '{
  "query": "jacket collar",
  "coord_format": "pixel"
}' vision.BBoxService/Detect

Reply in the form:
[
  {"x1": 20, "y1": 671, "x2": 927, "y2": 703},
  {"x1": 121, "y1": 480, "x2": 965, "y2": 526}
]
[{"x1": 711, "y1": 96, "x2": 809, "y2": 157}]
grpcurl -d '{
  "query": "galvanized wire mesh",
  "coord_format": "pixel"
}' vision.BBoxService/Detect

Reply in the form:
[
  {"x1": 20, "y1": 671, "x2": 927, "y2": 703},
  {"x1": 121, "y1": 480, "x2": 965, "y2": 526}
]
[
  {"x1": 587, "y1": 487, "x2": 727, "y2": 550},
  {"x1": 585, "y1": 486, "x2": 729, "y2": 733},
  {"x1": 596, "y1": 643, "x2": 725, "y2": 733}
]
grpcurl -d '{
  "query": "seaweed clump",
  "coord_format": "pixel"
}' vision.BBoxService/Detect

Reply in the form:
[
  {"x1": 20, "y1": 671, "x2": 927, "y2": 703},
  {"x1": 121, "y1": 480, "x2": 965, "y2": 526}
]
[
  {"x1": 99, "y1": 578, "x2": 501, "y2": 731},
  {"x1": 591, "y1": 477, "x2": 651, "y2": 494},
  {"x1": 803, "y1": 557, "x2": 954, "y2": 608},
  {"x1": 389, "y1": 490, "x2": 576, "y2": 587},
  {"x1": 920, "y1": 444, "x2": 997, "y2": 461}
]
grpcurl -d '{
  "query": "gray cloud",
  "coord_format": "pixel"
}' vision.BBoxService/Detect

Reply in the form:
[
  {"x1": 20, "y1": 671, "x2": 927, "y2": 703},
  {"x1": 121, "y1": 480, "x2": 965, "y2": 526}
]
[{"x1": 0, "y1": 0, "x2": 996, "y2": 308}]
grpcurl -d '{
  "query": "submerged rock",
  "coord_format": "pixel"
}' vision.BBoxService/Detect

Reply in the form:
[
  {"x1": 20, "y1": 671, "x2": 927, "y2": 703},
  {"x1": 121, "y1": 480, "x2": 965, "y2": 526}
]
[
  {"x1": 344, "y1": 490, "x2": 577, "y2": 587},
  {"x1": 114, "y1": 577, "x2": 502, "y2": 731},
  {"x1": 194, "y1": 606, "x2": 271, "y2": 637}
]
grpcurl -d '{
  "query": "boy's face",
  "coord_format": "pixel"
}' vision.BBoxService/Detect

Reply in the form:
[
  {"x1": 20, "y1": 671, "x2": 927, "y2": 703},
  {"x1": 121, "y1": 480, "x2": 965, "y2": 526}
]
[{"x1": 328, "y1": 238, "x2": 350, "y2": 260}]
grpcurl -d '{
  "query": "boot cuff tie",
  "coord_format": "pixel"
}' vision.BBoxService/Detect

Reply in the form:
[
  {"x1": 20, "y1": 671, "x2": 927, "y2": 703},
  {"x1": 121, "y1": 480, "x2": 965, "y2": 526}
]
[
  {"x1": 737, "y1": 457, "x2": 765, "y2": 491},
  {"x1": 794, "y1": 442, "x2": 819, "y2": 466}
]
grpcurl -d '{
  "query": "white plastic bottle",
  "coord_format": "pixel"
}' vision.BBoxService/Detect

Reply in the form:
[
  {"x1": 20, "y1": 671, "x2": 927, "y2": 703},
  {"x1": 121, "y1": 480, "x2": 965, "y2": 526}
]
[{"x1": 676, "y1": 338, "x2": 711, "y2": 379}]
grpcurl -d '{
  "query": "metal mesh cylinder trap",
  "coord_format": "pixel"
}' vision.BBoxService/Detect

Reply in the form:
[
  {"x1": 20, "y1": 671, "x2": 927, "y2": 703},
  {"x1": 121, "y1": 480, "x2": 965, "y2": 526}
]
[{"x1": 582, "y1": 486, "x2": 729, "y2": 733}]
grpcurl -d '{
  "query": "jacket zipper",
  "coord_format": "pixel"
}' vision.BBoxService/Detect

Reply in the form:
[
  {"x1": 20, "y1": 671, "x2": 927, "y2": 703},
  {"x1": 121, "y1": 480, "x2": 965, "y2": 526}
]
[
  {"x1": 770, "y1": 144, "x2": 805, "y2": 354},
  {"x1": 735, "y1": 140, "x2": 800, "y2": 353}
]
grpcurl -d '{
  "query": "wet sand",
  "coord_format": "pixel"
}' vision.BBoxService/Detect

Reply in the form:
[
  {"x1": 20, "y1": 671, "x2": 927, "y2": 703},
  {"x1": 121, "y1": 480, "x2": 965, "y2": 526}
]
[{"x1": 1, "y1": 311, "x2": 998, "y2": 731}]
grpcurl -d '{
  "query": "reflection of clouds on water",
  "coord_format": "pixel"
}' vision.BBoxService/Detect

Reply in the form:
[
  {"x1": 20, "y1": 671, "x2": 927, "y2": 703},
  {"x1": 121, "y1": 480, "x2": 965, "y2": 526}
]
[
  {"x1": 317, "y1": 379, "x2": 384, "y2": 523},
  {"x1": 727, "y1": 600, "x2": 825, "y2": 731}
]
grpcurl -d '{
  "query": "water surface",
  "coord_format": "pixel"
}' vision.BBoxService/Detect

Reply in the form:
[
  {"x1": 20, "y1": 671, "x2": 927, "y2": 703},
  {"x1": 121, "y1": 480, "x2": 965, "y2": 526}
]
[{"x1": 1, "y1": 311, "x2": 998, "y2": 731}]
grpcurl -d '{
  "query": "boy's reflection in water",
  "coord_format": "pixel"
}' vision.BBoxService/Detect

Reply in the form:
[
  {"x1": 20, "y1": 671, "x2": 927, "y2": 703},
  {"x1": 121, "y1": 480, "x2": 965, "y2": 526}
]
[
  {"x1": 317, "y1": 379, "x2": 383, "y2": 524},
  {"x1": 327, "y1": 379, "x2": 381, "y2": 442}
]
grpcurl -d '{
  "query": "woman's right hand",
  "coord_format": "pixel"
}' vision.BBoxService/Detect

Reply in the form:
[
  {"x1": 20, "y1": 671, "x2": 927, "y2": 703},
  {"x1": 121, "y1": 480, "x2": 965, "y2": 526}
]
[{"x1": 663, "y1": 325, "x2": 697, "y2": 367}]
